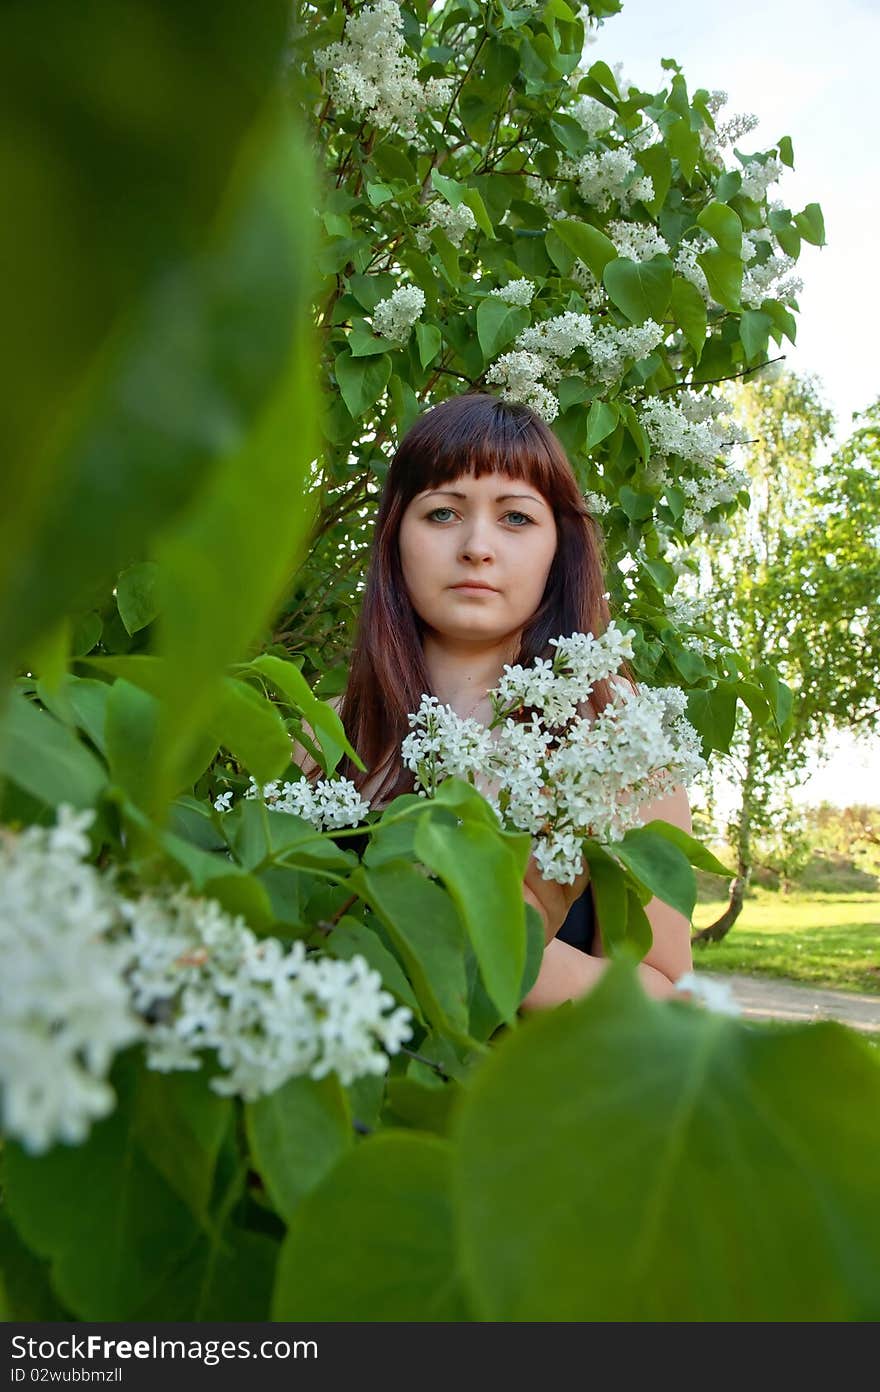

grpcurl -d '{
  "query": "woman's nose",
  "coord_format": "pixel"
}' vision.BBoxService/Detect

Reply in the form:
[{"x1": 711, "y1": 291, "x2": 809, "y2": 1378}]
[{"x1": 458, "y1": 518, "x2": 495, "y2": 562}]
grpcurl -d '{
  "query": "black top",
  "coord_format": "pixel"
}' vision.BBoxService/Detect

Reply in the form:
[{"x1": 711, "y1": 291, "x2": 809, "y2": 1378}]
[
  {"x1": 329, "y1": 820, "x2": 596, "y2": 956},
  {"x1": 556, "y1": 883, "x2": 597, "y2": 955}
]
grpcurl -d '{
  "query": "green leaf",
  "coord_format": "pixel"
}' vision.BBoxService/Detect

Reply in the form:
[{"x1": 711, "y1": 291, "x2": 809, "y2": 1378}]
[
  {"x1": 603, "y1": 255, "x2": 673, "y2": 324},
  {"x1": 793, "y1": 202, "x2": 825, "y2": 246},
  {"x1": 329, "y1": 914, "x2": 423, "y2": 1019},
  {"x1": 246, "y1": 1075, "x2": 352, "y2": 1223},
  {"x1": 431, "y1": 170, "x2": 465, "y2": 207},
  {"x1": 553, "y1": 220, "x2": 617, "y2": 279},
  {"x1": 414, "y1": 811, "x2": 527, "y2": 1022},
  {"x1": 670, "y1": 276, "x2": 707, "y2": 357},
  {"x1": 697, "y1": 246, "x2": 742, "y2": 310},
  {"x1": 582, "y1": 842, "x2": 648, "y2": 957},
  {"x1": 415, "y1": 322, "x2": 442, "y2": 369},
  {"x1": 476, "y1": 298, "x2": 530, "y2": 361},
  {"x1": 116, "y1": 561, "x2": 161, "y2": 635},
  {"x1": 0, "y1": 0, "x2": 293, "y2": 679},
  {"x1": 614, "y1": 826, "x2": 697, "y2": 919},
  {"x1": 641, "y1": 819, "x2": 733, "y2": 878},
  {"x1": 454, "y1": 962, "x2": 880, "y2": 1319},
  {"x1": 0, "y1": 688, "x2": 107, "y2": 809},
  {"x1": 248, "y1": 652, "x2": 365, "y2": 773},
  {"x1": 132, "y1": 1071, "x2": 231, "y2": 1222},
  {"x1": 462, "y1": 187, "x2": 494, "y2": 239},
  {"x1": 696, "y1": 201, "x2": 743, "y2": 258},
  {"x1": 335, "y1": 349, "x2": 392, "y2": 419},
  {"x1": 384, "y1": 1078, "x2": 460, "y2": 1136},
  {"x1": 619, "y1": 485, "x2": 654, "y2": 522},
  {"x1": 686, "y1": 682, "x2": 738, "y2": 757},
  {"x1": 105, "y1": 678, "x2": 160, "y2": 807},
  {"x1": 635, "y1": 143, "x2": 672, "y2": 215},
  {"x1": 585, "y1": 399, "x2": 619, "y2": 450},
  {"x1": 272, "y1": 1133, "x2": 469, "y2": 1320},
  {"x1": 778, "y1": 135, "x2": 794, "y2": 168},
  {"x1": 740, "y1": 309, "x2": 772, "y2": 363},
  {"x1": 667, "y1": 117, "x2": 701, "y2": 181},
  {"x1": 210, "y1": 677, "x2": 292, "y2": 786},
  {"x1": 350, "y1": 861, "x2": 471, "y2": 1040},
  {"x1": 2, "y1": 1051, "x2": 201, "y2": 1320}
]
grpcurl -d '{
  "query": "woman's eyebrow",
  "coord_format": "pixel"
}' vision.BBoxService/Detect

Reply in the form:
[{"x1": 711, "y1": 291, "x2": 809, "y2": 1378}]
[{"x1": 421, "y1": 489, "x2": 548, "y2": 507}]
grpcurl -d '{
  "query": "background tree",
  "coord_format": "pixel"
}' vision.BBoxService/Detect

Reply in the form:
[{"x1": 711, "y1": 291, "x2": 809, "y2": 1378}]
[{"x1": 688, "y1": 377, "x2": 880, "y2": 941}]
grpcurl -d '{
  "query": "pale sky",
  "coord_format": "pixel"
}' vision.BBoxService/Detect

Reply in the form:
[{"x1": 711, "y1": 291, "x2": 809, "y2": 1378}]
[{"x1": 593, "y1": 0, "x2": 880, "y2": 807}]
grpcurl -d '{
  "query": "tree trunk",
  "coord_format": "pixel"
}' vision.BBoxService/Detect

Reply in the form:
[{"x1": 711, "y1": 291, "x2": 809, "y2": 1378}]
[{"x1": 692, "y1": 714, "x2": 759, "y2": 945}]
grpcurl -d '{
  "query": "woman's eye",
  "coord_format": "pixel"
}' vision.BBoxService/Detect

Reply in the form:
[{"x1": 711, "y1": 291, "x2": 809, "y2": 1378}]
[
  {"x1": 427, "y1": 507, "x2": 455, "y2": 522},
  {"x1": 505, "y1": 511, "x2": 534, "y2": 526}
]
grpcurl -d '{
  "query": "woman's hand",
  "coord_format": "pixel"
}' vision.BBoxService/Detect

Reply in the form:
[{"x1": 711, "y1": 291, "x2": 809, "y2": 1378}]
[{"x1": 523, "y1": 852, "x2": 591, "y2": 946}]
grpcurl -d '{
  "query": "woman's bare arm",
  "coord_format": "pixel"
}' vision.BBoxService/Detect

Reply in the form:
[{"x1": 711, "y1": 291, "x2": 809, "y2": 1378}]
[{"x1": 520, "y1": 783, "x2": 694, "y2": 1011}]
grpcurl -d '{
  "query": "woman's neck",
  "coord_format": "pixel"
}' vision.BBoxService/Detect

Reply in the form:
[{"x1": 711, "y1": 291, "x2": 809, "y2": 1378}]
[{"x1": 421, "y1": 631, "x2": 519, "y2": 716}]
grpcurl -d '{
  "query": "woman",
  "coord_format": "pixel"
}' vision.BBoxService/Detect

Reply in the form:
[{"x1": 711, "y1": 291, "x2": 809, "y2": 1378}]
[{"x1": 298, "y1": 391, "x2": 693, "y2": 1008}]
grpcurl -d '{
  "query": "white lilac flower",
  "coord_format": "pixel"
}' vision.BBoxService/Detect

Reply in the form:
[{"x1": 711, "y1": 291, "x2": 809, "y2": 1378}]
[
  {"x1": 573, "y1": 148, "x2": 653, "y2": 212},
  {"x1": 608, "y1": 220, "x2": 669, "y2": 263},
  {"x1": 124, "y1": 890, "x2": 413, "y2": 1096},
  {"x1": 239, "y1": 774, "x2": 371, "y2": 830},
  {"x1": 587, "y1": 321, "x2": 665, "y2": 384},
  {"x1": 673, "y1": 231, "x2": 715, "y2": 305},
  {"x1": 372, "y1": 285, "x2": 426, "y2": 342},
  {"x1": 738, "y1": 156, "x2": 783, "y2": 204},
  {"x1": 0, "y1": 808, "x2": 142, "y2": 1154},
  {"x1": 583, "y1": 490, "x2": 610, "y2": 515},
  {"x1": 416, "y1": 199, "x2": 477, "y2": 250},
  {"x1": 570, "y1": 94, "x2": 614, "y2": 138},
  {"x1": 400, "y1": 627, "x2": 704, "y2": 883},
  {"x1": 570, "y1": 260, "x2": 606, "y2": 308},
  {"x1": 740, "y1": 241, "x2": 803, "y2": 310},
  {"x1": 674, "y1": 971, "x2": 741, "y2": 1017},
  {"x1": 485, "y1": 350, "x2": 560, "y2": 422},
  {"x1": 315, "y1": 0, "x2": 450, "y2": 135},
  {"x1": 489, "y1": 278, "x2": 537, "y2": 307}
]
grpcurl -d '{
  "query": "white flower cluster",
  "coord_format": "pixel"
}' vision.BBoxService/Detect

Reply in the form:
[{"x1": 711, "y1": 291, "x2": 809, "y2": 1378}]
[
  {"x1": 489, "y1": 278, "x2": 537, "y2": 307},
  {"x1": 401, "y1": 625, "x2": 705, "y2": 884},
  {"x1": 372, "y1": 285, "x2": 426, "y2": 342},
  {"x1": 741, "y1": 231, "x2": 803, "y2": 309},
  {"x1": 315, "y1": 0, "x2": 452, "y2": 135},
  {"x1": 487, "y1": 311, "x2": 665, "y2": 420},
  {"x1": 125, "y1": 891, "x2": 412, "y2": 1098},
  {"x1": 0, "y1": 809, "x2": 142, "y2": 1154},
  {"x1": 638, "y1": 392, "x2": 750, "y2": 534},
  {"x1": 570, "y1": 94, "x2": 614, "y2": 138},
  {"x1": 700, "y1": 92, "x2": 760, "y2": 167},
  {"x1": 215, "y1": 774, "x2": 371, "y2": 831},
  {"x1": 639, "y1": 394, "x2": 735, "y2": 470},
  {"x1": 609, "y1": 220, "x2": 670, "y2": 263},
  {"x1": 1, "y1": 804, "x2": 409, "y2": 1153},
  {"x1": 485, "y1": 350, "x2": 561, "y2": 423},
  {"x1": 673, "y1": 231, "x2": 715, "y2": 305},
  {"x1": 739, "y1": 156, "x2": 783, "y2": 204},
  {"x1": 416, "y1": 199, "x2": 477, "y2": 250},
  {"x1": 565, "y1": 148, "x2": 653, "y2": 212},
  {"x1": 583, "y1": 489, "x2": 610, "y2": 515},
  {"x1": 484, "y1": 313, "x2": 662, "y2": 420}
]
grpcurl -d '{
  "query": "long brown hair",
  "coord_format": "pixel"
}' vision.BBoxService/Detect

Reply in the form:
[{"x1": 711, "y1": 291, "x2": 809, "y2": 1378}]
[{"x1": 327, "y1": 391, "x2": 629, "y2": 805}]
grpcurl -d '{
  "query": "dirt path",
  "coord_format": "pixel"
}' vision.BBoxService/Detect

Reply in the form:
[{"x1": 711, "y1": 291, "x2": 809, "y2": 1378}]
[{"x1": 699, "y1": 971, "x2": 880, "y2": 1034}]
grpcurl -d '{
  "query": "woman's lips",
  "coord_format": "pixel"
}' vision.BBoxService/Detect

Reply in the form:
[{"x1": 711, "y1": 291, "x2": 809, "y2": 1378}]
[{"x1": 450, "y1": 583, "x2": 498, "y2": 593}]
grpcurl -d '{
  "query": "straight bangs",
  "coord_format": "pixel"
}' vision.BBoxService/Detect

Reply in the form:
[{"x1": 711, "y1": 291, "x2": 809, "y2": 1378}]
[{"x1": 388, "y1": 391, "x2": 588, "y2": 524}]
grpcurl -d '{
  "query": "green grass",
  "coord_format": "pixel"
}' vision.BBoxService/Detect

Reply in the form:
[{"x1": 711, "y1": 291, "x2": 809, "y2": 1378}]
[{"x1": 691, "y1": 889, "x2": 880, "y2": 996}]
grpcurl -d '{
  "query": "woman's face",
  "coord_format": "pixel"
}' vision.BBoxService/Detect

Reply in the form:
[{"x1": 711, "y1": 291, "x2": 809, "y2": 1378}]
[{"x1": 398, "y1": 470, "x2": 558, "y2": 648}]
